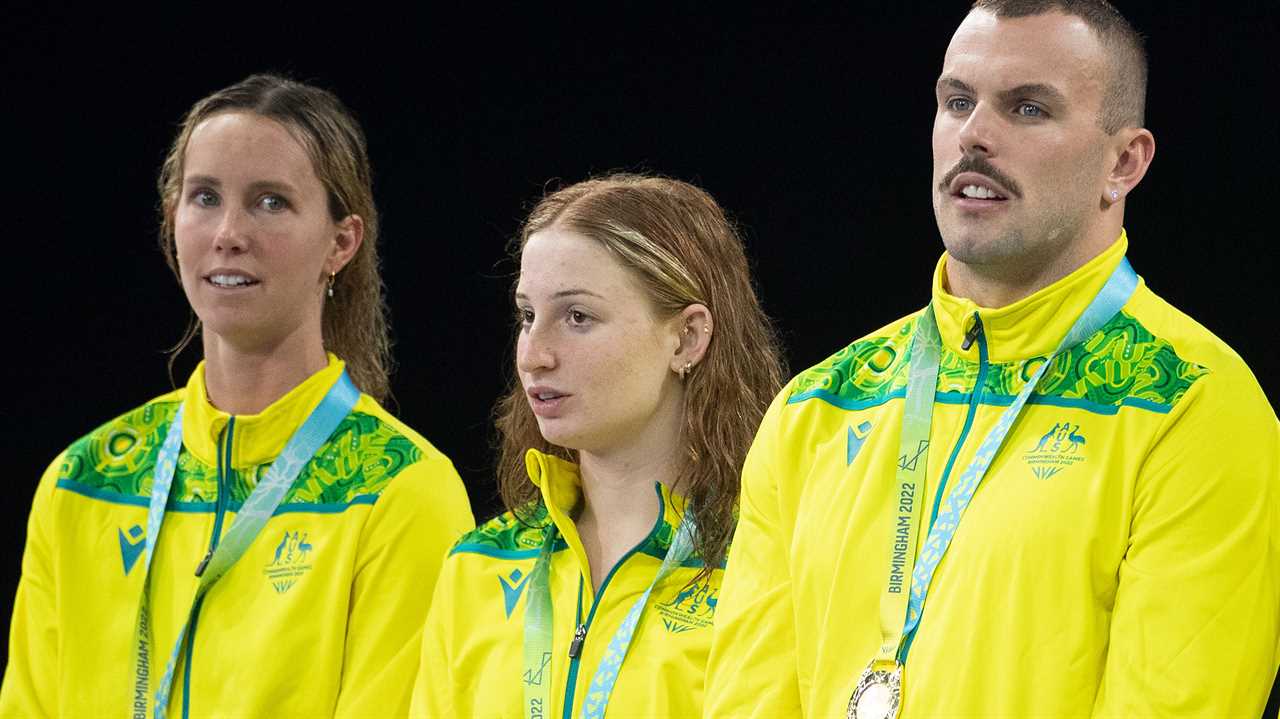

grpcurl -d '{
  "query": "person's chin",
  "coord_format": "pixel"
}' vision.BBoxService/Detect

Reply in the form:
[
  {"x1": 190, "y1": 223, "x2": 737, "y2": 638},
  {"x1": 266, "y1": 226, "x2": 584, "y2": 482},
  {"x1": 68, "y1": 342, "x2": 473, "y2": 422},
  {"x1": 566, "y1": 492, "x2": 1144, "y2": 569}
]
[
  {"x1": 940, "y1": 222, "x2": 1012, "y2": 260},
  {"x1": 197, "y1": 311, "x2": 282, "y2": 347},
  {"x1": 534, "y1": 418, "x2": 577, "y2": 447}
]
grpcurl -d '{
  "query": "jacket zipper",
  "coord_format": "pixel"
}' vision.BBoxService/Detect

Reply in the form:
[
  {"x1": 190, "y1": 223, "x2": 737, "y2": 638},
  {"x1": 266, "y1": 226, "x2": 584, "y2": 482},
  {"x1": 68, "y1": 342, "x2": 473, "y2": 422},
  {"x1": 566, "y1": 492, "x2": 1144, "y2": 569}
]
[
  {"x1": 929, "y1": 314, "x2": 987, "y2": 526},
  {"x1": 561, "y1": 484, "x2": 666, "y2": 719},
  {"x1": 182, "y1": 417, "x2": 235, "y2": 719}
]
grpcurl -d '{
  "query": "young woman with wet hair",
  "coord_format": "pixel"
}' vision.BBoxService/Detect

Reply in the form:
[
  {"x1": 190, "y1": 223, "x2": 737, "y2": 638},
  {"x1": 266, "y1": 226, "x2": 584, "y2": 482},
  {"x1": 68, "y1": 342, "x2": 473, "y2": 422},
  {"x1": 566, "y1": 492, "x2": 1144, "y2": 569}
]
[{"x1": 412, "y1": 173, "x2": 785, "y2": 718}]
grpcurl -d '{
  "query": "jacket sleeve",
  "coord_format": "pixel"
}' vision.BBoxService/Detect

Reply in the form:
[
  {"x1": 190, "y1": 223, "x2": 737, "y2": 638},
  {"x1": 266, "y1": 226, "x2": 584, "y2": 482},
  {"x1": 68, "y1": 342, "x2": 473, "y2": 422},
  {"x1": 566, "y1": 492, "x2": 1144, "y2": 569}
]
[
  {"x1": 0, "y1": 454, "x2": 65, "y2": 719},
  {"x1": 332, "y1": 454, "x2": 474, "y2": 719},
  {"x1": 1092, "y1": 372, "x2": 1280, "y2": 717},
  {"x1": 704, "y1": 390, "x2": 804, "y2": 718},
  {"x1": 409, "y1": 553, "x2": 459, "y2": 719}
]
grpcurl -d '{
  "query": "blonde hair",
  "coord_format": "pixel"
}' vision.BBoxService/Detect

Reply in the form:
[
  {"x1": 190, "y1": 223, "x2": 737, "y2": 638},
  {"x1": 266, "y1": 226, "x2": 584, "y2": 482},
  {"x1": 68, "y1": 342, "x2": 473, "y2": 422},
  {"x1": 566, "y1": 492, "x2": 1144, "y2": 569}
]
[
  {"x1": 156, "y1": 73, "x2": 392, "y2": 401},
  {"x1": 495, "y1": 173, "x2": 786, "y2": 573}
]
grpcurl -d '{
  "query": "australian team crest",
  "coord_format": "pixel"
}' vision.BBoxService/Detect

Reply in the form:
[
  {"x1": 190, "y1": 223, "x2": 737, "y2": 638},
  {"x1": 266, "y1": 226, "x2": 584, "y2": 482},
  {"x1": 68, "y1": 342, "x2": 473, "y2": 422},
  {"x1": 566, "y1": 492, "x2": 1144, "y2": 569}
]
[
  {"x1": 655, "y1": 578, "x2": 718, "y2": 633},
  {"x1": 1021, "y1": 421, "x2": 1087, "y2": 480},
  {"x1": 263, "y1": 530, "x2": 316, "y2": 594}
]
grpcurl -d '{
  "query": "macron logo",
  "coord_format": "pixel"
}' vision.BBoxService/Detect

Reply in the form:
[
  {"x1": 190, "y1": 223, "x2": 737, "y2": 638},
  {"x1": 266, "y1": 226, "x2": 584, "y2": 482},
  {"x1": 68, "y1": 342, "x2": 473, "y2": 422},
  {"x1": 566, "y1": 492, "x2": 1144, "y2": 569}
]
[
  {"x1": 847, "y1": 421, "x2": 874, "y2": 465},
  {"x1": 499, "y1": 569, "x2": 531, "y2": 618},
  {"x1": 118, "y1": 524, "x2": 145, "y2": 575}
]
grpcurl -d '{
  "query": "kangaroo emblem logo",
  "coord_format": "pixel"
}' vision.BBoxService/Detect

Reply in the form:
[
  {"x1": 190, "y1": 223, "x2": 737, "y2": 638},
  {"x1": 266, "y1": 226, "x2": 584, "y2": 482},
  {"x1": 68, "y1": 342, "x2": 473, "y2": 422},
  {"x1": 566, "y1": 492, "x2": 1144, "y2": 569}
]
[
  {"x1": 1023, "y1": 420, "x2": 1088, "y2": 480},
  {"x1": 657, "y1": 578, "x2": 719, "y2": 633},
  {"x1": 264, "y1": 530, "x2": 317, "y2": 593}
]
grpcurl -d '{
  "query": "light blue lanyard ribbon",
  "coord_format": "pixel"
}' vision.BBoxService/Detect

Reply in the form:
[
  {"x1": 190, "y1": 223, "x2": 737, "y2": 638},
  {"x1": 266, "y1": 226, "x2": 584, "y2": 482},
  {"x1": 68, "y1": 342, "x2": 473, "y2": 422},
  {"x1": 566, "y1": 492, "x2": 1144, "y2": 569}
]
[
  {"x1": 131, "y1": 371, "x2": 359, "y2": 719},
  {"x1": 579, "y1": 517, "x2": 695, "y2": 719},
  {"x1": 896, "y1": 258, "x2": 1137, "y2": 662},
  {"x1": 522, "y1": 509, "x2": 697, "y2": 719}
]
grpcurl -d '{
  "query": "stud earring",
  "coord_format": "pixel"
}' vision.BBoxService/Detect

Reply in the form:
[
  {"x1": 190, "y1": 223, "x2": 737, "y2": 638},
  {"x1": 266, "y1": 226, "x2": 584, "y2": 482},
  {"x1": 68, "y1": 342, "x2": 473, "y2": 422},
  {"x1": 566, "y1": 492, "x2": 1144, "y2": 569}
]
[
  {"x1": 1110, "y1": 190, "x2": 1120, "y2": 201},
  {"x1": 327, "y1": 272, "x2": 336, "y2": 298}
]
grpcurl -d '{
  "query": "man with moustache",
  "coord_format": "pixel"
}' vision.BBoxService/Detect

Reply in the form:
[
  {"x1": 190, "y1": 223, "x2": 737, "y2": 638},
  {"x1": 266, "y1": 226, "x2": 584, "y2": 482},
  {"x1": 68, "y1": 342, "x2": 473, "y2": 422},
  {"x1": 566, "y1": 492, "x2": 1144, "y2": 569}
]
[{"x1": 704, "y1": 1, "x2": 1279, "y2": 717}]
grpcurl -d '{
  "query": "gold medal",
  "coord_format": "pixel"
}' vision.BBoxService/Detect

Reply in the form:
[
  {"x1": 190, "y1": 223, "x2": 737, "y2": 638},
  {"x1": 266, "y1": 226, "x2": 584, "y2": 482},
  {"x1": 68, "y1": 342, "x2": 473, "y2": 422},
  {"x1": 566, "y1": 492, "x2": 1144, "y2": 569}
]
[{"x1": 846, "y1": 661, "x2": 902, "y2": 719}]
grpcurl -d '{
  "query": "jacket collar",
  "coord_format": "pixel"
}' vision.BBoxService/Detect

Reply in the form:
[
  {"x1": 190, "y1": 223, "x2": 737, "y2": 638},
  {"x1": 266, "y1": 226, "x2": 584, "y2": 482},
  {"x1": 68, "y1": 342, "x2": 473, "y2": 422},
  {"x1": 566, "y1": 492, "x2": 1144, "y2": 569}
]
[
  {"x1": 524, "y1": 449, "x2": 687, "y2": 584},
  {"x1": 180, "y1": 353, "x2": 348, "y2": 469},
  {"x1": 931, "y1": 231, "x2": 1130, "y2": 363}
]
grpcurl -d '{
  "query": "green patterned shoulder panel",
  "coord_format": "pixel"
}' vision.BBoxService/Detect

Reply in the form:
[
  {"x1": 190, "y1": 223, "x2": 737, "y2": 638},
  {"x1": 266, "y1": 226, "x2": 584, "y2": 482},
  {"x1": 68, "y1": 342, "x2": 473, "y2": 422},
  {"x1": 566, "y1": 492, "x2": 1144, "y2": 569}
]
[
  {"x1": 1007, "y1": 311, "x2": 1210, "y2": 410},
  {"x1": 452, "y1": 503, "x2": 550, "y2": 556},
  {"x1": 59, "y1": 397, "x2": 181, "y2": 498},
  {"x1": 281, "y1": 413, "x2": 424, "y2": 504},
  {"x1": 788, "y1": 318, "x2": 917, "y2": 409},
  {"x1": 784, "y1": 311, "x2": 1207, "y2": 415},
  {"x1": 58, "y1": 406, "x2": 426, "y2": 508}
]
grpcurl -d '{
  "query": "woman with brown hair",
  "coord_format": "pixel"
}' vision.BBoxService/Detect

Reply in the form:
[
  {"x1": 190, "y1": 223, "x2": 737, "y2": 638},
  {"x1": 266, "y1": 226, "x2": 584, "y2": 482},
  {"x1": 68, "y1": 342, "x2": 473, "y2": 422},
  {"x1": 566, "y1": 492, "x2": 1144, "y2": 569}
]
[
  {"x1": 411, "y1": 173, "x2": 785, "y2": 718},
  {"x1": 0, "y1": 74, "x2": 472, "y2": 718}
]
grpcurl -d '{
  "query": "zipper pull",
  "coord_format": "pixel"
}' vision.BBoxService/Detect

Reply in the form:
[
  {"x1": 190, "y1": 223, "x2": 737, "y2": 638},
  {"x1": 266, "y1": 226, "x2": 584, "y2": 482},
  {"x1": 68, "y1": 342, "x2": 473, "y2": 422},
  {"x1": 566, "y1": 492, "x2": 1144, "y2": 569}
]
[
  {"x1": 195, "y1": 550, "x2": 213, "y2": 577},
  {"x1": 567, "y1": 623, "x2": 588, "y2": 658},
  {"x1": 961, "y1": 314, "x2": 983, "y2": 351}
]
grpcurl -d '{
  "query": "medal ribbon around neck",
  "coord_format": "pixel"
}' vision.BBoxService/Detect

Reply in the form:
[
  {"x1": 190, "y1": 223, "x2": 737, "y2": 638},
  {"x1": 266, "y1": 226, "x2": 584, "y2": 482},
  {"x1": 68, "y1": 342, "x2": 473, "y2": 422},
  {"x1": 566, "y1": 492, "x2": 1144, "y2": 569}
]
[
  {"x1": 853, "y1": 258, "x2": 1137, "y2": 719},
  {"x1": 130, "y1": 371, "x2": 359, "y2": 719},
  {"x1": 897, "y1": 258, "x2": 1136, "y2": 661},
  {"x1": 522, "y1": 507, "x2": 697, "y2": 719}
]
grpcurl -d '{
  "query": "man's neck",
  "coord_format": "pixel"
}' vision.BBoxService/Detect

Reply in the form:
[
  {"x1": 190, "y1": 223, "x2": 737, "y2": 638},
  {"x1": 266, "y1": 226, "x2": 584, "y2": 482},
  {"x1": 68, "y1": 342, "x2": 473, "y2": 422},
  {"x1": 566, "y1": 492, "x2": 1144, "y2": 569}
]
[
  {"x1": 945, "y1": 227, "x2": 1119, "y2": 309},
  {"x1": 945, "y1": 260, "x2": 1067, "y2": 308},
  {"x1": 201, "y1": 326, "x2": 329, "y2": 416}
]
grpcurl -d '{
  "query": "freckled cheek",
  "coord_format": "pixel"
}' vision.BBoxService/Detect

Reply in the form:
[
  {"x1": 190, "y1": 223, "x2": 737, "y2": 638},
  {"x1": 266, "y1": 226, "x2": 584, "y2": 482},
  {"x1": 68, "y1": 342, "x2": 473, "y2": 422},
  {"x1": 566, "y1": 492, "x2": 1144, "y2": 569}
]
[{"x1": 572, "y1": 341, "x2": 639, "y2": 403}]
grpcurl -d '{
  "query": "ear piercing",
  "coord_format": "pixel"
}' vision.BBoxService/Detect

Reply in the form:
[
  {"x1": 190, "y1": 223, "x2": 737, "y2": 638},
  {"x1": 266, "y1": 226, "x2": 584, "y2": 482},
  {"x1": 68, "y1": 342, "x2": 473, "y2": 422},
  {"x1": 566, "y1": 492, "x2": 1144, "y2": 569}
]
[
  {"x1": 678, "y1": 362, "x2": 693, "y2": 380},
  {"x1": 1110, "y1": 190, "x2": 1120, "y2": 201},
  {"x1": 327, "y1": 272, "x2": 336, "y2": 298}
]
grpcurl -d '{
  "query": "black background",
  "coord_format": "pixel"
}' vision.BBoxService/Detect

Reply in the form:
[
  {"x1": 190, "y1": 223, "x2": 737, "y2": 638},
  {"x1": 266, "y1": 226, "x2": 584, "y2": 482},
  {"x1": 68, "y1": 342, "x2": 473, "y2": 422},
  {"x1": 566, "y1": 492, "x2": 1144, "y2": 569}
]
[{"x1": 3, "y1": 2, "x2": 1277, "y2": 711}]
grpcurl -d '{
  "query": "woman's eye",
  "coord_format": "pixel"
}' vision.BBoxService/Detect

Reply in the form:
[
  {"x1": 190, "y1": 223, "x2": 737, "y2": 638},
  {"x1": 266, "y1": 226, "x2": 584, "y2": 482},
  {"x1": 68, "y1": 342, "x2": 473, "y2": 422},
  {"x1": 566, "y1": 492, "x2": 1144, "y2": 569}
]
[
  {"x1": 568, "y1": 310, "x2": 590, "y2": 325},
  {"x1": 260, "y1": 195, "x2": 288, "y2": 212},
  {"x1": 517, "y1": 308, "x2": 534, "y2": 325},
  {"x1": 194, "y1": 190, "x2": 219, "y2": 207}
]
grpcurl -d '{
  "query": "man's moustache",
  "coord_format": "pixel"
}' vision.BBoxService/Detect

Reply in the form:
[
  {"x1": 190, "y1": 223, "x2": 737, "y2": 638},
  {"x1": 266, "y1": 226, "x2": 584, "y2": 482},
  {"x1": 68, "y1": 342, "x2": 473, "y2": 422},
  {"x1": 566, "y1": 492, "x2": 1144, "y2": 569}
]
[{"x1": 940, "y1": 156, "x2": 1022, "y2": 198}]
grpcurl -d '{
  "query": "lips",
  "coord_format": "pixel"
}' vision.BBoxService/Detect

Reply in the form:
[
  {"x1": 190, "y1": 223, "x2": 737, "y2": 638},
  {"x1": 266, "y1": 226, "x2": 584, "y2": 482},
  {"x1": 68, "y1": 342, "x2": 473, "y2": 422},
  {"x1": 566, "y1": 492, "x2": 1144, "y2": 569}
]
[{"x1": 526, "y1": 386, "x2": 571, "y2": 418}]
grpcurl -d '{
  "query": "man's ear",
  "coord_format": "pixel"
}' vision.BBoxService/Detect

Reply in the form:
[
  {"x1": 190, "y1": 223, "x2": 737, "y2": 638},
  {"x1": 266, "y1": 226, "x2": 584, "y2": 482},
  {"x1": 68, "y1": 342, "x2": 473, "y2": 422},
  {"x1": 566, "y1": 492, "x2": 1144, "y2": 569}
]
[{"x1": 1103, "y1": 128, "x2": 1155, "y2": 206}]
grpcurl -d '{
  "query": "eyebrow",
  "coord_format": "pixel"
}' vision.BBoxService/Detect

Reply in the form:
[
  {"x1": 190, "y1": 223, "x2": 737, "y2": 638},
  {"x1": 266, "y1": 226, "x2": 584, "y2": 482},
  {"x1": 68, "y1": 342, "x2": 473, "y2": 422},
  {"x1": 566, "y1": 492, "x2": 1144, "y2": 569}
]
[
  {"x1": 183, "y1": 175, "x2": 299, "y2": 195},
  {"x1": 514, "y1": 289, "x2": 606, "y2": 301},
  {"x1": 937, "y1": 76, "x2": 976, "y2": 96},
  {"x1": 1001, "y1": 83, "x2": 1067, "y2": 107},
  {"x1": 936, "y1": 76, "x2": 1067, "y2": 106}
]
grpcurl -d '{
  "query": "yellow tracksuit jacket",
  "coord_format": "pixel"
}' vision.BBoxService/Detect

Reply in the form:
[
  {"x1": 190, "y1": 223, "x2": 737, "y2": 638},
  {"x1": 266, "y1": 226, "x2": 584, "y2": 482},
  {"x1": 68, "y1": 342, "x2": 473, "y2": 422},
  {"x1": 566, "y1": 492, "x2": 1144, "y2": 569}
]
[
  {"x1": 412, "y1": 450, "x2": 722, "y2": 719},
  {"x1": 705, "y1": 234, "x2": 1280, "y2": 717},
  {"x1": 0, "y1": 356, "x2": 475, "y2": 718}
]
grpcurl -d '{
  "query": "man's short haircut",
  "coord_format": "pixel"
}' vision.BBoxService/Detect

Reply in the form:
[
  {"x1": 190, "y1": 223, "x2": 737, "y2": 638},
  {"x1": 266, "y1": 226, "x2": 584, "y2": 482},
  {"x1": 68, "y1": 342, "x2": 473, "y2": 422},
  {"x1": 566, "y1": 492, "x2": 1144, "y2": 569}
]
[{"x1": 971, "y1": 0, "x2": 1147, "y2": 134}]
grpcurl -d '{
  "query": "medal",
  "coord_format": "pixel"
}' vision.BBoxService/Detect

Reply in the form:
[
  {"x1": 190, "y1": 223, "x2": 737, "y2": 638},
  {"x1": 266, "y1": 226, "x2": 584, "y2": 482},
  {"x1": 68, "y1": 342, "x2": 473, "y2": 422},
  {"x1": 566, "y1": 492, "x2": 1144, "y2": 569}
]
[{"x1": 847, "y1": 661, "x2": 902, "y2": 719}]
